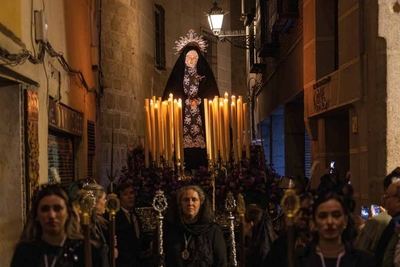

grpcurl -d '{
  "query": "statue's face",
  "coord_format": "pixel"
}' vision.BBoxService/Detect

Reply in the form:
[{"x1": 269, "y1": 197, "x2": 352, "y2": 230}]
[{"x1": 185, "y1": 50, "x2": 199, "y2": 68}]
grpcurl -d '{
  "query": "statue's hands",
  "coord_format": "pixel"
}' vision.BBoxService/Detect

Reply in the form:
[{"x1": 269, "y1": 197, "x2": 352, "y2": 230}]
[{"x1": 190, "y1": 99, "x2": 198, "y2": 108}]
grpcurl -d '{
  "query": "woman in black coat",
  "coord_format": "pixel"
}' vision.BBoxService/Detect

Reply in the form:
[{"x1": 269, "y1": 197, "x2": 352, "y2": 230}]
[
  {"x1": 10, "y1": 184, "x2": 100, "y2": 267},
  {"x1": 295, "y1": 192, "x2": 374, "y2": 267},
  {"x1": 164, "y1": 185, "x2": 227, "y2": 267}
]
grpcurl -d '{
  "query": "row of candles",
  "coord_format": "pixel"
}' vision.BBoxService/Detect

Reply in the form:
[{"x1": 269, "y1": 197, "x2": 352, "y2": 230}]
[
  {"x1": 204, "y1": 92, "x2": 250, "y2": 164},
  {"x1": 144, "y1": 92, "x2": 250, "y2": 168},
  {"x1": 144, "y1": 94, "x2": 183, "y2": 168}
]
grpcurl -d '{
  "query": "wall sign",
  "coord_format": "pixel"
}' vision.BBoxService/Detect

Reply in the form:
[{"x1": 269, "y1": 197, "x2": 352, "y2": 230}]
[{"x1": 48, "y1": 98, "x2": 83, "y2": 136}]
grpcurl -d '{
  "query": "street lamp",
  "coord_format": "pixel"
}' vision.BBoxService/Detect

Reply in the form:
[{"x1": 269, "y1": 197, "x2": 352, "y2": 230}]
[
  {"x1": 206, "y1": 1, "x2": 247, "y2": 39},
  {"x1": 207, "y1": 2, "x2": 225, "y2": 36}
]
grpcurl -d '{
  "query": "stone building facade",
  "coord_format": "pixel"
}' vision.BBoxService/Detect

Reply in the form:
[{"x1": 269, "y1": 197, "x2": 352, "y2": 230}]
[{"x1": 253, "y1": 0, "x2": 400, "y2": 205}]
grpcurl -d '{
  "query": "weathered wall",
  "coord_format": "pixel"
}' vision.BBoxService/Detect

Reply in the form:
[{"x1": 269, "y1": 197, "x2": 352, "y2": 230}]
[
  {"x1": 0, "y1": 84, "x2": 24, "y2": 266},
  {"x1": 379, "y1": 1, "x2": 400, "y2": 182},
  {"x1": 0, "y1": 0, "x2": 97, "y2": 183},
  {"x1": 0, "y1": 1, "x2": 97, "y2": 262}
]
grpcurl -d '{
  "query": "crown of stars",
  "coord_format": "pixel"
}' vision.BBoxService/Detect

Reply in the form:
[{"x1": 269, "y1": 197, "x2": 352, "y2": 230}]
[{"x1": 174, "y1": 29, "x2": 208, "y2": 54}]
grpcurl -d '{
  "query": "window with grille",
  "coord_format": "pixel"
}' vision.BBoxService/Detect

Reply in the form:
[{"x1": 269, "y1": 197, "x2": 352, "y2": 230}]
[
  {"x1": 155, "y1": 4, "x2": 166, "y2": 69},
  {"x1": 87, "y1": 121, "x2": 95, "y2": 178},
  {"x1": 48, "y1": 132, "x2": 74, "y2": 187}
]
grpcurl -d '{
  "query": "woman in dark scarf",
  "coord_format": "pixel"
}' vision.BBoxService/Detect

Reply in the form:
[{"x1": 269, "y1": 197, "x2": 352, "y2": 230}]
[
  {"x1": 164, "y1": 185, "x2": 227, "y2": 267},
  {"x1": 163, "y1": 30, "x2": 219, "y2": 170}
]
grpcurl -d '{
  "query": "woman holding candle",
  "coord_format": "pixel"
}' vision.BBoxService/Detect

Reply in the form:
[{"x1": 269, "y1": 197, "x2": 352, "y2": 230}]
[{"x1": 163, "y1": 30, "x2": 219, "y2": 171}]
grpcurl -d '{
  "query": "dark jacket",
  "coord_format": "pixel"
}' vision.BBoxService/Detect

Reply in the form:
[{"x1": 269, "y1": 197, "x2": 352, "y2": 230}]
[
  {"x1": 164, "y1": 195, "x2": 227, "y2": 267},
  {"x1": 10, "y1": 238, "x2": 100, "y2": 267},
  {"x1": 91, "y1": 215, "x2": 110, "y2": 267},
  {"x1": 296, "y1": 244, "x2": 375, "y2": 267},
  {"x1": 115, "y1": 209, "x2": 142, "y2": 267},
  {"x1": 164, "y1": 221, "x2": 227, "y2": 267}
]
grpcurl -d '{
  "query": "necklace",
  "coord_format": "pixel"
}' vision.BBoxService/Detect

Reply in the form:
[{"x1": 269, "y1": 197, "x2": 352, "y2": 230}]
[
  {"x1": 181, "y1": 233, "x2": 192, "y2": 260},
  {"x1": 316, "y1": 246, "x2": 345, "y2": 267},
  {"x1": 43, "y1": 237, "x2": 66, "y2": 267}
]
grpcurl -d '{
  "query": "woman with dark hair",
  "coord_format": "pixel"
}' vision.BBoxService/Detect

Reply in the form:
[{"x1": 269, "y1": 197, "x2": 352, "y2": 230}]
[
  {"x1": 296, "y1": 192, "x2": 374, "y2": 267},
  {"x1": 163, "y1": 30, "x2": 219, "y2": 170},
  {"x1": 11, "y1": 184, "x2": 98, "y2": 267},
  {"x1": 164, "y1": 185, "x2": 227, "y2": 267}
]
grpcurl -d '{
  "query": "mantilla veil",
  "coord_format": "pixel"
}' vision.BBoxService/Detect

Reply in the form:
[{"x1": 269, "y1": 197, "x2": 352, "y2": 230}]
[{"x1": 163, "y1": 30, "x2": 219, "y2": 170}]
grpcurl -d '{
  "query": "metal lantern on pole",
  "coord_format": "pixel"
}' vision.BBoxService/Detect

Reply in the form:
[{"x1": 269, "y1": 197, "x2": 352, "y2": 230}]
[{"x1": 207, "y1": 1, "x2": 225, "y2": 35}]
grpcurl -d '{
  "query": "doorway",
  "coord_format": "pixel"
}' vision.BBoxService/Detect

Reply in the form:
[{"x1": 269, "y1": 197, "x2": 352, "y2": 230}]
[{"x1": 325, "y1": 109, "x2": 350, "y2": 177}]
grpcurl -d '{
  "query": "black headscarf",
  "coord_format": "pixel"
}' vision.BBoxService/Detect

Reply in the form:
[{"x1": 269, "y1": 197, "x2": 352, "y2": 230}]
[
  {"x1": 166, "y1": 188, "x2": 215, "y2": 236},
  {"x1": 163, "y1": 44, "x2": 219, "y2": 100}
]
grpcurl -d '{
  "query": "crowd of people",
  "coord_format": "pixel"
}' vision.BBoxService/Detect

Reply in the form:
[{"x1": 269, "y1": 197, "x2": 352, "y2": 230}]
[{"x1": 9, "y1": 166, "x2": 400, "y2": 267}]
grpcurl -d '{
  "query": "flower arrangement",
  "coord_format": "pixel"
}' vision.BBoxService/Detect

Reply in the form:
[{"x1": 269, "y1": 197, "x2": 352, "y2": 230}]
[{"x1": 118, "y1": 145, "x2": 282, "y2": 209}]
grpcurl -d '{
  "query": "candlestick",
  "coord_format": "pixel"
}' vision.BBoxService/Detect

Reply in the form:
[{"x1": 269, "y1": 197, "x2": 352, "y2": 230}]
[
  {"x1": 150, "y1": 100, "x2": 156, "y2": 162},
  {"x1": 145, "y1": 99, "x2": 151, "y2": 168},
  {"x1": 204, "y1": 98, "x2": 211, "y2": 161},
  {"x1": 243, "y1": 103, "x2": 250, "y2": 160},
  {"x1": 231, "y1": 97, "x2": 238, "y2": 163},
  {"x1": 212, "y1": 97, "x2": 219, "y2": 162},
  {"x1": 178, "y1": 99, "x2": 184, "y2": 167},
  {"x1": 237, "y1": 96, "x2": 243, "y2": 161}
]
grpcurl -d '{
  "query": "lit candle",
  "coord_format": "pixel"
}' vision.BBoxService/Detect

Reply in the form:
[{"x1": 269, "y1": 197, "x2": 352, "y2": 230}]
[
  {"x1": 243, "y1": 103, "x2": 250, "y2": 159},
  {"x1": 204, "y1": 98, "x2": 211, "y2": 161},
  {"x1": 237, "y1": 96, "x2": 243, "y2": 161},
  {"x1": 157, "y1": 98, "x2": 163, "y2": 162},
  {"x1": 150, "y1": 99, "x2": 156, "y2": 162},
  {"x1": 178, "y1": 99, "x2": 184, "y2": 165},
  {"x1": 154, "y1": 102, "x2": 160, "y2": 165},
  {"x1": 168, "y1": 97, "x2": 174, "y2": 164},
  {"x1": 173, "y1": 99, "x2": 180, "y2": 162},
  {"x1": 208, "y1": 100, "x2": 214, "y2": 162},
  {"x1": 212, "y1": 97, "x2": 219, "y2": 161},
  {"x1": 145, "y1": 99, "x2": 151, "y2": 167},
  {"x1": 162, "y1": 101, "x2": 168, "y2": 163},
  {"x1": 231, "y1": 97, "x2": 238, "y2": 163},
  {"x1": 219, "y1": 99, "x2": 225, "y2": 162},
  {"x1": 223, "y1": 97, "x2": 230, "y2": 163}
]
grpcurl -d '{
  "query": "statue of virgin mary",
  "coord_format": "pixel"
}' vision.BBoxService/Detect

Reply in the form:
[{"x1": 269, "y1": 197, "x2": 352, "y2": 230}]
[{"x1": 163, "y1": 30, "x2": 219, "y2": 170}]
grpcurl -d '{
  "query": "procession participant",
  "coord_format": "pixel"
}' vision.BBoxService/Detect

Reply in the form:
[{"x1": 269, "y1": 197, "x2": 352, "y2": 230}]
[
  {"x1": 115, "y1": 180, "x2": 143, "y2": 267},
  {"x1": 11, "y1": 183, "x2": 99, "y2": 267},
  {"x1": 296, "y1": 193, "x2": 374, "y2": 267},
  {"x1": 164, "y1": 185, "x2": 227, "y2": 267}
]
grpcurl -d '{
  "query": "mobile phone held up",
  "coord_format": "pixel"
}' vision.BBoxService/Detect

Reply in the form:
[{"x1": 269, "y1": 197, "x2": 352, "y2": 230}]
[
  {"x1": 370, "y1": 204, "x2": 381, "y2": 217},
  {"x1": 360, "y1": 205, "x2": 370, "y2": 220}
]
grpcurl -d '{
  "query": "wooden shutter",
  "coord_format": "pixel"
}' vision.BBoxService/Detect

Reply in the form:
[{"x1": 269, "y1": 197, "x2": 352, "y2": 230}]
[{"x1": 87, "y1": 120, "x2": 95, "y2": 178}]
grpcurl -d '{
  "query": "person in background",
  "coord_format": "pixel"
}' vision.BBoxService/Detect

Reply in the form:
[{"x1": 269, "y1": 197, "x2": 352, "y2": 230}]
[
  {"x1": 11, "y1": 184, "x2": 99, "y2": 267},
  {"x1": 265, "y1": 193, "x2": 313, "y2": 267},
  {"x1": 296, "y1": 192, "x2": 374, "y2": 267},
  {"x1": 355, "y1": 167, "x2": 400, "y2": 267},
  {"x1": 115, "y1": 180, "x2": 142, "y2": 267},
  {"x1": 164, "y1": 185, "x2": 227, "y2": 267},
  {"x1": 243, "y1": 203, "x2": 276, "y2": 267},
  {"x1": 83, "y1": 183, "x2": 111, "y2": 267}
]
